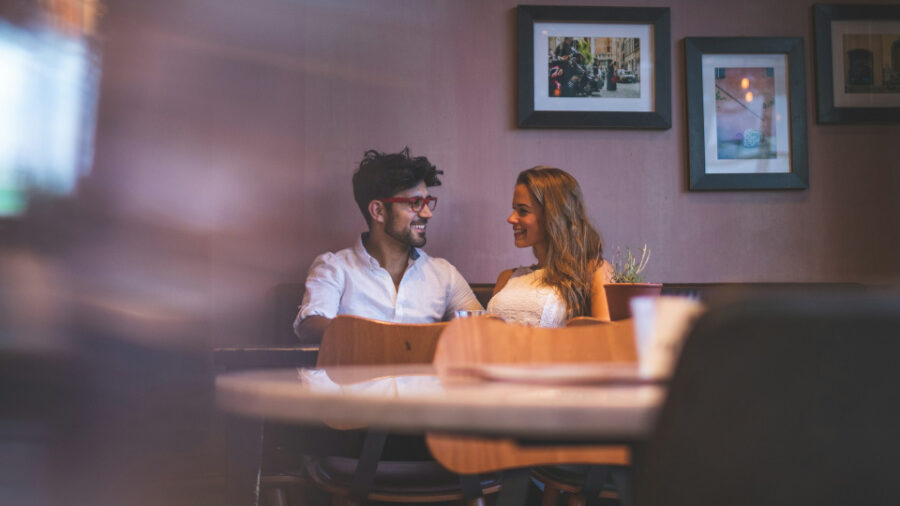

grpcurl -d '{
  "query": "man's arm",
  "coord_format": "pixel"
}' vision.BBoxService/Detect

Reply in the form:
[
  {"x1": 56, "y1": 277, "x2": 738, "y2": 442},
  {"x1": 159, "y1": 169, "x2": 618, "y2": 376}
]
[
  {"x1": 443, "y1": 264, "x2": 484, "y2": 320},
  {"x1": 294, "y1": 315, "x2": 332, "y2": 345},
  {"x1": 293, "y1": 252, "x2": 343, "y2": 344}
]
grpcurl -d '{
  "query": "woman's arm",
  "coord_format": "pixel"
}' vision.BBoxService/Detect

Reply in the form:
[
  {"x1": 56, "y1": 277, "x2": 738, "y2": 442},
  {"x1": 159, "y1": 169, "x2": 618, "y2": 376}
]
[
  {"x1": 589, "y1": 261, "x2": 613, "y2": 321},
  {"x1": 492, "y1": 268, "x2": 515, "y2": 296}
]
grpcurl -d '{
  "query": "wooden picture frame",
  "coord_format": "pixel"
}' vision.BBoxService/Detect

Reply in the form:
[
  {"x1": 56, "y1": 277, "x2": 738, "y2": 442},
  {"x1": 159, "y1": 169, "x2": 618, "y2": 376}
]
[
  {"x1": 685, "y1": 37, "x2": 809, "y2": 191},
  {"x1": 814, "y1": 4, "x2": 900, "y2": 124},
  {"x1": 517, "y1": 5, "x2": 671, "y2": 129}
]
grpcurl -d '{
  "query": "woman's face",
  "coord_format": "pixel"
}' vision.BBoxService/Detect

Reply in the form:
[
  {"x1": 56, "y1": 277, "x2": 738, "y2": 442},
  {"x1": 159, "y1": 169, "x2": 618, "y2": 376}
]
[{"x1": 507, "y1": 183, "x2": 547, "y2": 250}]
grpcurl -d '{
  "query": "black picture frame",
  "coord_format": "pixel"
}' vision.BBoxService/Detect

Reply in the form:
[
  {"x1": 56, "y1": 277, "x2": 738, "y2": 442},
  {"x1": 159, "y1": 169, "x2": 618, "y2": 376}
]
[
  {"x1": 517, "y1": 5, "x2": 671, "y2": 129},
  {"x1": 685, "y1": 37, "x2": 809, "y2": 191},
  {"x1": 814, "y1": 4, "x2": 900, "y2": 124}
]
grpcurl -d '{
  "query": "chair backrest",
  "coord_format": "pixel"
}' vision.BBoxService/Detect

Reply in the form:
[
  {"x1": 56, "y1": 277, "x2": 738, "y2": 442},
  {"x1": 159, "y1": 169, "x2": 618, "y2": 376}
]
[
  {"x1": 428, "y1": 317, "x2": 637, "y2": 474},
  {"x1": 565, "y1": 316, "x2": 611, "y2": 327},
  {"x1": 636, "y1": 293, "x2": 900, "y2": 506},
  {"x1": 316, "y1": 315, "x2": 448, "y2": 367},
  {"x1": 433, "y1": 317, "x2": 636, "y2": 372}
]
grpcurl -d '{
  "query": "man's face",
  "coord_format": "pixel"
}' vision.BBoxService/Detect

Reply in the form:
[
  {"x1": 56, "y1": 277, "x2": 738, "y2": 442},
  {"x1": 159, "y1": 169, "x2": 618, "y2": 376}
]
[{"x1": 384, "y1": 181, "x2": 433, "y2": 248}]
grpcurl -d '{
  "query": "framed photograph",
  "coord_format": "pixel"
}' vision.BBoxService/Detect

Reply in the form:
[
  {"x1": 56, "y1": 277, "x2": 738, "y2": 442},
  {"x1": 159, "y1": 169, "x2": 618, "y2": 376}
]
[
  {"x1": 517, "y1": 5, "x2": 671, "y2": 129},
  {"x1": 685, "y1": 37, "x2": 808, "y2": 191},
  {"x1": 814, "y1": 4, "x2": 900, "y2": 124}
]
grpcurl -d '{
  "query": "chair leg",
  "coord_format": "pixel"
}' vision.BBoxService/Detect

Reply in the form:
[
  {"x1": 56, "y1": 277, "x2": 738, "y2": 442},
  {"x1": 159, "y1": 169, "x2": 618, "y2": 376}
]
[
  {"x1": 583, "y1": 466, "x2": 610, "y2": 506},
  {"x1": 459, "y1": 473, "x2": 484, "y2": 500},
  {"x1": 226, "y1": 416, "x2": 264, "y2": 506},
  {"x1": 567, "y1": 495, "x2": 586, "y2": 506},
  {"x1": 610, "y1": 468, "x2": 630, "y2": 506},
  {"x1": 496, "y1": 468, "x2": 530, "y2": 506},
  {"x1": 264, "y1": 487, "x2": 288, "y2": 506},
  {"x1": 348, "y1": 430, "x2": 388, "y2": 502},
  {"x1": 542, "y1": 483, "x2": 562, "y2": 506}
]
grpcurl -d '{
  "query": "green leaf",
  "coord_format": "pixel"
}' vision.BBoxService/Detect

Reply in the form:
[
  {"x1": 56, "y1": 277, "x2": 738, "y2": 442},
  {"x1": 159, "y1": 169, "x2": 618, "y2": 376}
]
[{"x1": 610, "y1": 244, "x2": 651, "y2": 283}]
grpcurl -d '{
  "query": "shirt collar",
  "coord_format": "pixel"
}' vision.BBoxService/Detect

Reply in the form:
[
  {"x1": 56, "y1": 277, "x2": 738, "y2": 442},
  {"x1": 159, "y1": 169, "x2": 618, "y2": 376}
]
[{"x1": 355, "y1": 233, "x2": 421, "y2": 268}]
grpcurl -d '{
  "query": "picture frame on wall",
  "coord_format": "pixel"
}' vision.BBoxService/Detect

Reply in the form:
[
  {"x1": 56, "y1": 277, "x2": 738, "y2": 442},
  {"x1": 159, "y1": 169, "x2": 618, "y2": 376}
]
[
  {"x1": 517, "y1": 5, "x2": 671, "y2": 129},
  {"x1": 685, "y1": 37, "x2": 809, "y2": 191},
  {"x1": 813, "y1": 4, "x2": 900, "y2": 124}
]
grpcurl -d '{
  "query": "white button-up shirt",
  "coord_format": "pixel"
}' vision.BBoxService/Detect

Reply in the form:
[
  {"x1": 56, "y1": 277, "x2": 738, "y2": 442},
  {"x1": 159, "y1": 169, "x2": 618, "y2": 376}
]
[{"x1": 294, "y1": 235, "x2": 482, "y2": 329}]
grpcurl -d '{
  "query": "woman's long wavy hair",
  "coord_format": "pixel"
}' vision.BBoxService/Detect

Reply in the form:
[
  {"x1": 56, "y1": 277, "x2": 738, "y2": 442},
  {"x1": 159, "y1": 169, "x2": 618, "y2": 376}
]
[{"x1": 517, "y1": 166, "x2": 604, "y2": 319}]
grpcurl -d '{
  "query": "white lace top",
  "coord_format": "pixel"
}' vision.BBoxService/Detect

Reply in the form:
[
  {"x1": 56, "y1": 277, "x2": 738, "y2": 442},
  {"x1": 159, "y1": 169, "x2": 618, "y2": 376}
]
[{"x1": 486, "y1": 266, "x2": 568, "y2": 327}]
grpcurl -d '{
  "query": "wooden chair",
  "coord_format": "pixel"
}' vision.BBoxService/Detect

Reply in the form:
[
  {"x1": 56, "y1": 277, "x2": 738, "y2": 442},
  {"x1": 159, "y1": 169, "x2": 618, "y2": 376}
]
[
  {"x1": 297, "y1": 315, "x2": 499, "y2": 505},
  {"x1": 565, "y1": 316, "x2": 612, "y2": 327},
  {"x1": 427, "y1": 317, "x2": 638, "y2": 506},
  {"x1": 316, "y1": 314, "x2": 446, "y2": 367},
  {"x1": 635, "y1": 293, "x2": 900, "y2": 506},
  {"x1": 519, "y1": 316, "x2": 624, "y2": 505}
]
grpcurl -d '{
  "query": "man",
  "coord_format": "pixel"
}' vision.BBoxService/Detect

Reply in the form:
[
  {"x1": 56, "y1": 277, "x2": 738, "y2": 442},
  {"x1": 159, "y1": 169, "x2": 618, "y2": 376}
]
[{"x1": 293, "y1": 148, "x2": 483, "y2": 344}]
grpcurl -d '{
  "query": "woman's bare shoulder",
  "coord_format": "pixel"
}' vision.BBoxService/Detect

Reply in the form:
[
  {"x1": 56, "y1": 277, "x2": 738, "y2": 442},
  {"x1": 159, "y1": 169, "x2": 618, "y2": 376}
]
[{"x1": 492, "y1": 268, "x2": 516, "y2": 296}]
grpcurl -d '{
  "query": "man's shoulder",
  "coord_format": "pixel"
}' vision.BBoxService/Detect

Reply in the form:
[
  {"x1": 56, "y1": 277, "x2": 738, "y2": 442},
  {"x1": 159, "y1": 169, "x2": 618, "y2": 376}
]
[
  {"x1": 415, "y1": 251, "x2": 463, "y2": 276},
  {"x1": 321, "y1": 241, "x2": 360, "y2": 258},
  {"x1": 310, "y1": 244, "x2": 361, "y2": 270}
]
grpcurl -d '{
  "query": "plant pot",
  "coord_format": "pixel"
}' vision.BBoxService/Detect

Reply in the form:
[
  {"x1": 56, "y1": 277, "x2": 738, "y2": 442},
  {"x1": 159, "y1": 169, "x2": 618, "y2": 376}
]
[{"x1": 604, "y1": 283, "x2": 663, "y2": 321}]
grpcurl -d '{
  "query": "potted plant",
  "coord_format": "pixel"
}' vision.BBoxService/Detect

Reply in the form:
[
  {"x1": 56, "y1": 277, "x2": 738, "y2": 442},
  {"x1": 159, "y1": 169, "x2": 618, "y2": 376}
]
[{"x1": 604, "y1": 244, "x2": 662, "y2": 320}]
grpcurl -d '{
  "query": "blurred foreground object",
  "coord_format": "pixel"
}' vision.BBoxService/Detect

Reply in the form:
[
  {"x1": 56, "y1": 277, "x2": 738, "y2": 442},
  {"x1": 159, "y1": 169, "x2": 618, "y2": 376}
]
[
  {"x1": 638, "y1": 292, "x2": 900, "y2": 506},
  {"x1": 0, "y1": 338, "x2": 215, "y2": 506},
  {"x1": 0, "y1": 0, "x2": 102, "y2": 218}
]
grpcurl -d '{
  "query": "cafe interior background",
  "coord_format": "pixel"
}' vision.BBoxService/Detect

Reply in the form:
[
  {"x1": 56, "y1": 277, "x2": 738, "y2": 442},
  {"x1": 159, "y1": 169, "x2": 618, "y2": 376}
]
[{"x1": 0, "y1": 0, "x2": 898, "y2": 504}]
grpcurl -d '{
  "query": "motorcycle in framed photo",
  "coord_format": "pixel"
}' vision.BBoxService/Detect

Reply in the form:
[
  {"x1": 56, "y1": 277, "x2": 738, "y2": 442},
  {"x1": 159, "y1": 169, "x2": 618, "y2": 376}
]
[{"x1": 517, "y1": 5, "x2": 671, "y2": 129}]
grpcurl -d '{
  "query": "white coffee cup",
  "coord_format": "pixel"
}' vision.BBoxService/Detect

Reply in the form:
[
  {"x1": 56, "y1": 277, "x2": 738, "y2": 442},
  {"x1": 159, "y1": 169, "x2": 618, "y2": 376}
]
[{"x1": 630, "y1": 296, "x2": 705, "y2": 379}]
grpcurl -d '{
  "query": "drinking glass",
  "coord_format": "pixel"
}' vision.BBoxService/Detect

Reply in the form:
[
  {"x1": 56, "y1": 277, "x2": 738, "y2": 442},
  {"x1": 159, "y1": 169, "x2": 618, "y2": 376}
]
[{"x1": 454, "y1": 309, "x2": 487, "y2": 318}]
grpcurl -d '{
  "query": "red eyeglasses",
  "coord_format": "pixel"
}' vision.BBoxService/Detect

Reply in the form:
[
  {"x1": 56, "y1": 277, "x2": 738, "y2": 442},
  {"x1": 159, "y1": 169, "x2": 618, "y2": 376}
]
[{"x1": 380, "y1": 196, "x2": 438, "y2": 212}]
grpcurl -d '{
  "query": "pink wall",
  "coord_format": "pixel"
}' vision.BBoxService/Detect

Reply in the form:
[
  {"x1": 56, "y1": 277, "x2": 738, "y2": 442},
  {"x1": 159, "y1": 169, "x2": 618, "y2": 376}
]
[{"x1": 89, "y1": 0, "x2": 900, "y2": 344}]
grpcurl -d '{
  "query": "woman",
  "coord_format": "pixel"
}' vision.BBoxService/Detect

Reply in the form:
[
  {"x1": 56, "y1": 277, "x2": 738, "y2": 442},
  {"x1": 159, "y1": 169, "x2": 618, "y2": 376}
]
[
  {"x1": 487, "y1": 166, "x2": 612, "y2": 326},
  {"x1": 607, "y1": 61, "x2": 618, "y2": 91}
]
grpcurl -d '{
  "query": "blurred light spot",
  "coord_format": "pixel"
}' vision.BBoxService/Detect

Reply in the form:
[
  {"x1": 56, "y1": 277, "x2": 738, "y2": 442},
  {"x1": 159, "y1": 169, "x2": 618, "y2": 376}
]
[
  {"x1": 745, "y1": 91, "x2": 754, "y2": 102},
  {"x1": 0, "y1": 20, "x2": 100, "y2": 217},
  {"x1": 741, "y1": 78, "x2": 749, "y2": 89}
]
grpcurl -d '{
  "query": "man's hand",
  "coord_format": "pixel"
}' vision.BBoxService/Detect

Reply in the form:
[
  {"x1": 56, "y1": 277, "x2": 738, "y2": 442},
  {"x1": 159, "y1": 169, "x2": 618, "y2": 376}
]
[{"x1": 294, "y1": 315, "x2": 332, "y2": 345}]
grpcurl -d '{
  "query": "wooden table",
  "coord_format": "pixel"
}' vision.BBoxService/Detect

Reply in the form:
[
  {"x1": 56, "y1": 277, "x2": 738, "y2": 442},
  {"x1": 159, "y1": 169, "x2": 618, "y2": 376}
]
[
  {"x1": 217, "y1": 363, "x2": 666, "y2": 505},
  {"x1": 217, "y1": 363, "x2": 664, "y2": 440}
]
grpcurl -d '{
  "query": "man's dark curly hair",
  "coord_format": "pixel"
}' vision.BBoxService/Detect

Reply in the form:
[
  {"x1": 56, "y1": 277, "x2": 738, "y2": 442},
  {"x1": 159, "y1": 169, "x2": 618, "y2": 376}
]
[{"x1": 352, "y1": 147, "x2": 443, "y2": 226}]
